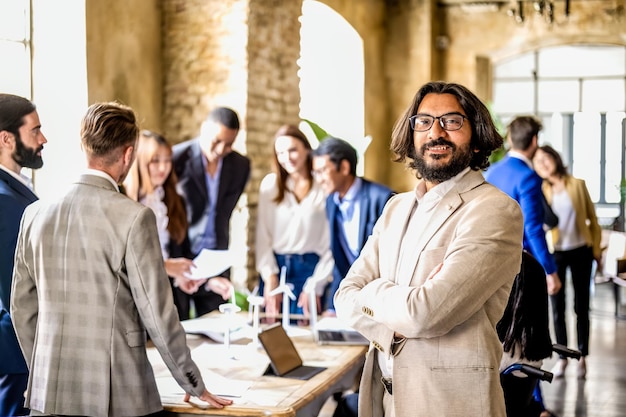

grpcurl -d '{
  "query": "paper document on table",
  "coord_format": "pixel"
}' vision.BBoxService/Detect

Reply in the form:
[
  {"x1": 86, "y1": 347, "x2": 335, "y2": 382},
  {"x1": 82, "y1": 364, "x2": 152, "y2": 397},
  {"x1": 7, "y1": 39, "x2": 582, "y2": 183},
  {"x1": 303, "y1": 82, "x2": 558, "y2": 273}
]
[
  {"x1": 188, "y1": 249, "x2": 235, "y2": 280},
  {"x1": 156, "y1": 368, "x2": 251, "y2": 399},
  {"x1": 181, "y1": 316, "x2": 253, "y2": 343}
]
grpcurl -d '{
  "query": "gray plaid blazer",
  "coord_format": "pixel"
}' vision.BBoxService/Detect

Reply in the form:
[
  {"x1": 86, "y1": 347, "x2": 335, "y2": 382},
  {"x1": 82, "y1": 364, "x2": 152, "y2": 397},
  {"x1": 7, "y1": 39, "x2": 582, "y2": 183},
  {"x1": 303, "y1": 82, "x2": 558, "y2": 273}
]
[{"x1": 11, "y1": 174, "x2": 205, "y2": 417}]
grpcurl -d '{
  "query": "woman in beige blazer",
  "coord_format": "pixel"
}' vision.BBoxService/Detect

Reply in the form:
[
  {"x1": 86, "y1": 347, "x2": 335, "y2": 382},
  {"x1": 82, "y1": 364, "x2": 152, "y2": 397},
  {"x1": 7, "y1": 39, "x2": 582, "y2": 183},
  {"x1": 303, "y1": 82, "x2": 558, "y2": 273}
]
[{"x1": 534, "y1": 145, "x2": 602, "y2": 379}]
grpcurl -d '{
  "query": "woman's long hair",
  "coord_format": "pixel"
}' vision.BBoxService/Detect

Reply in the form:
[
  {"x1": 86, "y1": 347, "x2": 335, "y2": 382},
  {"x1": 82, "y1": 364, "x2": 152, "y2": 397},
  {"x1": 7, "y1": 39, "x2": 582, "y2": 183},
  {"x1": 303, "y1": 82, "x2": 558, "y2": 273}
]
[
  {"x1": 125, "y1": 130, "x2": 188, "y2": 244},
  {"x1": 271, "y1": 124, "x2": 313, "y2": 204}
]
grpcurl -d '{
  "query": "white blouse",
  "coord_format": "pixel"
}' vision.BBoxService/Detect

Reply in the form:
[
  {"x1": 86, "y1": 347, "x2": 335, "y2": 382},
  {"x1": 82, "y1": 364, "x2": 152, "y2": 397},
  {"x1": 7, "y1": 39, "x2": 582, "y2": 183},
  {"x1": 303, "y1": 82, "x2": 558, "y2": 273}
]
[
  {"x1": 255, "y1": 173, "x2": 333, "y2": 296},
  {"x1": 140, "y1": 186, "x2": 170, "y2": 259}
]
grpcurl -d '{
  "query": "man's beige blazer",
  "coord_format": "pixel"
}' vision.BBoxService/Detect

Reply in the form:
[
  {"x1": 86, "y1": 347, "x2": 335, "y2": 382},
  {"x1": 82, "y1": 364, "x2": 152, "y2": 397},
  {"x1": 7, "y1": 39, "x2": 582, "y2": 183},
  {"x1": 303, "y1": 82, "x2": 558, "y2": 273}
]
[
  {"x1": 11, "y1": 175, "x2": 205, "y2": 417},
  {"x1": 335, "y1": 169, "x2": 524, "y2": 417}
]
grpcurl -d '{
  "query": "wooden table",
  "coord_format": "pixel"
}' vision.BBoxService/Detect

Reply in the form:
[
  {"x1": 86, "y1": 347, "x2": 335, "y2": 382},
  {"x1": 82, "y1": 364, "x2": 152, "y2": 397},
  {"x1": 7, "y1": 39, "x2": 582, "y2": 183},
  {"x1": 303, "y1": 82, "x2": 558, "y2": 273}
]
[{"x1": 147, "y1": 324, "x2": 366, "y2": 417}]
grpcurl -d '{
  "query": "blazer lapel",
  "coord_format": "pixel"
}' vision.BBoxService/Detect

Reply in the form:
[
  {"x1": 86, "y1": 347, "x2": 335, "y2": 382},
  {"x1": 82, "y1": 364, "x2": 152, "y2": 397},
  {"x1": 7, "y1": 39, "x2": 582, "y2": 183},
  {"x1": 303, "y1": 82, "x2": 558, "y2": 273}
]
[
  {"x1": 396, "y1": 170, "x2": 485, "y2": 283},
  {"x1": 0, "y1": 169, "x2": 37, "y2": 203},
  {"x1": 189, "y1": 140, "x2": 209, "y2": 202},
  {"x1": 357, "y1": 181, "x2": 372, "y2": 250}
]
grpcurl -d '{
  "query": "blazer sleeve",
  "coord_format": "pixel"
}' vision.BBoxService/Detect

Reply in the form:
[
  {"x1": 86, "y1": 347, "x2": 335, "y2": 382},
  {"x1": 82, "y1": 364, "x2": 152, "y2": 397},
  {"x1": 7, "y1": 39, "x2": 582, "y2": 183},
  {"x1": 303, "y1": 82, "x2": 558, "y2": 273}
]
[
  {"x1": 10, "y1": 204, "x2": 39, "y2": 366},
  {"x1": 520, "y1": 174, "x2": 557, "y2": 274},
  {"x1": 126, "y1": 207, "x2": 206, "y2": 396},
  {"x1": 335, "y1": 188, "x2": 524, "y2": 342}
]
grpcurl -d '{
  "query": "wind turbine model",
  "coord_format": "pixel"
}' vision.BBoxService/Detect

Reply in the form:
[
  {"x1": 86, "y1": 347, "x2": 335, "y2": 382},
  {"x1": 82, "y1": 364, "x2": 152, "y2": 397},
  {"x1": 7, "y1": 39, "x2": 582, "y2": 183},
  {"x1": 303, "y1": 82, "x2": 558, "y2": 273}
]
[
  {"x1": 269, "y1": 266, "x2": 296, "y2": 329},
  {"x1": 246, "y1": 286, "x2": 264, "y2": 347},
  {"x1": 218, "y1": 287, "x2": 241, "y2": 355}
]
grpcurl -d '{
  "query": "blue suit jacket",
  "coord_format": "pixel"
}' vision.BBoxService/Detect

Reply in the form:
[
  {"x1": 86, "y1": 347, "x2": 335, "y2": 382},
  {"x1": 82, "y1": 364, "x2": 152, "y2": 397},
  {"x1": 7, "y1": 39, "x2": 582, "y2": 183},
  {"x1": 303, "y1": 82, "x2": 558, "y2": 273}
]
[
  {"x1": 326, "y1": 179, "x2": 394, "y2": 311},
  {"x1": 485, "y1": 154, "x2": 557, "y2": 275},
  {"x1": 172, "y1": 138, "x2": 250, "y2": 255},
  {"x1": 0, "y1": 169, "x2": 37, "y2": 374}
]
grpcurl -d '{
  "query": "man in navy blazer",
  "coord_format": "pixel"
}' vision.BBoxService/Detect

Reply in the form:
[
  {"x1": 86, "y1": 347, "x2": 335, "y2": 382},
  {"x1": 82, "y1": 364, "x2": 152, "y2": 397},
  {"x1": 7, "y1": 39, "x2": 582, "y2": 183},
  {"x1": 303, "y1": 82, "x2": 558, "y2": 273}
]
[
  {"x1": 312, "y1": 137, "x2": 394, "y2": 315},
  {"x1": 485, "y1": 115, "x2": 561, "y2": 295},
  {"x1": 172, "y1": 107, "x2": 250, "y2": 318},
  {"x1": 0, "y1": 94, "x2": 47, "y2": 416}
]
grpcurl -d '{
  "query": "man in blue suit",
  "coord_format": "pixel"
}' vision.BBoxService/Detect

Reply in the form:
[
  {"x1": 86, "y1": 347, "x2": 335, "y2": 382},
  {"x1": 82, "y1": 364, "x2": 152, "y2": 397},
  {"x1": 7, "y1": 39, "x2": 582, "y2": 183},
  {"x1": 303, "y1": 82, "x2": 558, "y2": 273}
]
[
  {"x1": 485, "y1": 116, "x2": 561, "y2": 296},
  {"x1": 312, "y1": 137, "x2": 394, "y2": 315},
  {"x1": 0, "y1": 93, "x2": 47, "y2": 416},
  {"x1": 172, "y1": 107, "x2": 250, "y2": 318}
]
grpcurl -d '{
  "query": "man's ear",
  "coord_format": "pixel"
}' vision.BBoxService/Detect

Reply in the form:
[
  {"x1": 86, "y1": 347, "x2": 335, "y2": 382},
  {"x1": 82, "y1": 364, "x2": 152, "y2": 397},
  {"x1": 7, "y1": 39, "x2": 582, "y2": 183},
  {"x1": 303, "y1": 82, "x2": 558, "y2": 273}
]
[
  {"x1": 0, "y1": 130, "x2": 14, "y2": 147},
  {"x1": 339, "y1": 159, "x2": 351, "y2": 175},
  {"x1": 124, "y1": 145, "x2": 135, "y2": 166}
]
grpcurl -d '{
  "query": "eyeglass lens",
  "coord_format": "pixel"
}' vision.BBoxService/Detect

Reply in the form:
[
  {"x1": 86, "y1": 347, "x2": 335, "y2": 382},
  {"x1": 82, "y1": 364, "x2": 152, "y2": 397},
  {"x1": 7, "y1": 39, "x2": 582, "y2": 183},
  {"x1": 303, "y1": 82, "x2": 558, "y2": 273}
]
[{"x1": 410, "y1": 114, "x2": 465, "y2": 132}]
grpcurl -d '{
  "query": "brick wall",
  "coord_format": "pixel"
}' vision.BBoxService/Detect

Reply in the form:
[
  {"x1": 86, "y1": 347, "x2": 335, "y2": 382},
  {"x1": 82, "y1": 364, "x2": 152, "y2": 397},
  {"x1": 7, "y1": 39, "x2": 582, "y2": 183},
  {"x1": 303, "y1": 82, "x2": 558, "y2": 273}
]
[{"x1": 161, "y1": 0, "x2": 302, "y2": 290}]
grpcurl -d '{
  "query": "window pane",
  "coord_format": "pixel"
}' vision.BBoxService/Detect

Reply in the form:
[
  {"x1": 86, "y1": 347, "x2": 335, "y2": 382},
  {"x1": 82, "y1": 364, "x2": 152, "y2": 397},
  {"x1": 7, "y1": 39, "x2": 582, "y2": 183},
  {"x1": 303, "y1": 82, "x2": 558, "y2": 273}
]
[
  {"x1": 538, "y1": 80, "x2": 580, "y2": 113},
  {"x1": 539, "y1": 45, "x2": 626, "y2": 78},
  {"x1": 494, "y1": 52, "x2": 535, "y2": 78},
  {"x1": 0, "y1": 0, "x2": 28, "y2": 40},
  {"x1": 0, "y1": 40, "x2": 30, "y2": 97},
  {"x1": 582, "y1": 79, "x2": 626, "y2": 113},
  {"x1": 493, "y1": 81, "x2": 535, "y2": 114},
  {"x1": 605, "y1": 112, "x2": 626, "y2": 203},
  {"x1": 572, "y1": 112, "x2": 601, "y2": 201}
]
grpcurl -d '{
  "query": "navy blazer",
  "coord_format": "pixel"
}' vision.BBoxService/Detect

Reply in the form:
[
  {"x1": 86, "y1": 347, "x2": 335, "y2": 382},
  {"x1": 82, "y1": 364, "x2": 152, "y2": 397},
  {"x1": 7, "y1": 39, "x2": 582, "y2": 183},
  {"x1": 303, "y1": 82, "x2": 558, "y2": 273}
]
[
  {"x1": 485, "y1": 154, "x2": 557, "y2": 275},
  {"x1": 326, "y1": 178, "x2": 394, "y2": 311},
  {"x1": 172, "y1": 138, "x2": 250, "y2": 255},
  {"x1": 0, "y1": 169, "x2": 37, "y2": 374}
]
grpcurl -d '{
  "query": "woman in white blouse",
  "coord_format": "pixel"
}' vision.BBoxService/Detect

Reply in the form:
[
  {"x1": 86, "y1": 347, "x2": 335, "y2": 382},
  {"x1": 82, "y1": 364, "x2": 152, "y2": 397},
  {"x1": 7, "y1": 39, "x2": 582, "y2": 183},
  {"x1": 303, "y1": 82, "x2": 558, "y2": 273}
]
[
  {"x1": 256, "y1": 125, "x2": 333, "y2": 320},
  {"x1": 124, "y1": 130, "x2": 206, "y2": 319}
]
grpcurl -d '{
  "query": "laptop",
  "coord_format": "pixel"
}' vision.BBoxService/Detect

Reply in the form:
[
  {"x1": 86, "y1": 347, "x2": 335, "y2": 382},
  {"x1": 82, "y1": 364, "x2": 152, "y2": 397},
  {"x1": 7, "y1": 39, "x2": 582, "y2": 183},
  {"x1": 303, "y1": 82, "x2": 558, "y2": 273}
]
[
  {"x1": 258, "y1": 322, "x2": 326, "y2": 380},
  {"x1": 315, "y1": 317, "x2": 369, "y2": 345}
]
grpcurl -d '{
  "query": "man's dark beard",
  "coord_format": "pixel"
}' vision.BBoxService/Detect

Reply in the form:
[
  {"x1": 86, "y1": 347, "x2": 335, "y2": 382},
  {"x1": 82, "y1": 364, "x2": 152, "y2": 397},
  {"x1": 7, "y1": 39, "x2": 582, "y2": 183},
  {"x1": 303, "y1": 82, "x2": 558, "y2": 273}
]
[
  {"x1": 13, "y1": 133, "x2": 43, "y2": 169},
  {"x1": 409, "y1": 138, "x2": 472, "y2": 183}
]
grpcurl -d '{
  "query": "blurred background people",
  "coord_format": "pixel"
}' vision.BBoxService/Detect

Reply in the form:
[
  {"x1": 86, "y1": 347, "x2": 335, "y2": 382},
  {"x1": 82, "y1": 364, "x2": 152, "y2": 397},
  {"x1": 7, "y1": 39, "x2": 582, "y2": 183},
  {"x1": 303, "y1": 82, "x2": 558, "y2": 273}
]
[
  {"x1": 533, "y1": 144, "x2": 602, "y2": 378},
  {"x1": 312, "y1": 137, "x2": 394, "y2": 316},
  {"x1": 0, "y1": 93, "x2": 46, "y2": 417},
  {"x1": 124, "y1": 130, "x2": 204, "y2": 320},
  {"x1": 172, "y1": 107, "x2": 250, "y2": 317},
  {"x1": 256, "y1": 124, "x2": 333, "y2": 319},
  {"x1": 486, "y1": 116, "x2": 561, "y2": 296}
]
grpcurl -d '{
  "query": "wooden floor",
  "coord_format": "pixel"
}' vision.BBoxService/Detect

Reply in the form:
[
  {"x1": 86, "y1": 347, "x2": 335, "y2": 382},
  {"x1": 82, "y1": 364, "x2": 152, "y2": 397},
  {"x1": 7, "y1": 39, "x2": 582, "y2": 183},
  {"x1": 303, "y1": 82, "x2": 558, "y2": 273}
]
[{"x1": 317, "y1": 280, "x2": 626, "y2": 417}]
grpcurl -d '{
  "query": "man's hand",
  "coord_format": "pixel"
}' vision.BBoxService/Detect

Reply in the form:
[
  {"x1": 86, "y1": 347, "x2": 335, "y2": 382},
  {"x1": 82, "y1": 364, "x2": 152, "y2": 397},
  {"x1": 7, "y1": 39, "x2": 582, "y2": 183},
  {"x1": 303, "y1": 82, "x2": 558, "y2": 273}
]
[
  {"x1": 164, "y1": 257, "x2": 195, "y2": 281},
  {"x1": 175, "y1": 277, "x2": 206, "y2": 294},
  {"x1": 205, "y1": 277, "x2": 233, "y2": 300},
  {"x1": 184, "y1": 390, "x2": 232, "y2": 408},
  {"x1": 546, "y1": 272, "x2": 561, "y2": 295},
  {"x1": 264, "y1": 274, "x2": 280, "y2": 321}
]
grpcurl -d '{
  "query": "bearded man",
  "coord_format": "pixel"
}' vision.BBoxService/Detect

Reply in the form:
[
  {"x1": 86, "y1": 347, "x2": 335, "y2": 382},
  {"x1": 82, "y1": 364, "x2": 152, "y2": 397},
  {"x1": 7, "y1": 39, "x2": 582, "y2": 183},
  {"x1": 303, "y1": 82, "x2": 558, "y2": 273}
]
[
  {"x1": 0, "y1": 93, "x2": 47, "y2": 417},
  {"x1": 334, "y1": 81, "x2": 524, "y2": 417}
]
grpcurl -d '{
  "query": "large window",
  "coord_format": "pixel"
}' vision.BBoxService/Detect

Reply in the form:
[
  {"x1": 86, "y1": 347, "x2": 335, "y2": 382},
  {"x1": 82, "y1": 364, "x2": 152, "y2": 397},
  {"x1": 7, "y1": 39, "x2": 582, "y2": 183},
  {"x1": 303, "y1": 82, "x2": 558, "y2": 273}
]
[
  {"x1": 493, "y1": 45, "x2": 626, "y2": 227},
  {"x1": 0, "y1": 0, "x2": 31, "y2": 98}
]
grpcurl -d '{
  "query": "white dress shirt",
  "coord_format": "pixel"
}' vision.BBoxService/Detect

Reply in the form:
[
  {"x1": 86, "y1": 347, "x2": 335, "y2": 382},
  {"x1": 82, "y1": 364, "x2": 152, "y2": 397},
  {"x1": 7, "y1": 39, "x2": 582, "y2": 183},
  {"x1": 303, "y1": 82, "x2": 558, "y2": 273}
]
[{"x1": 255, "y1": 173, "x2": 333, "y2": 295}]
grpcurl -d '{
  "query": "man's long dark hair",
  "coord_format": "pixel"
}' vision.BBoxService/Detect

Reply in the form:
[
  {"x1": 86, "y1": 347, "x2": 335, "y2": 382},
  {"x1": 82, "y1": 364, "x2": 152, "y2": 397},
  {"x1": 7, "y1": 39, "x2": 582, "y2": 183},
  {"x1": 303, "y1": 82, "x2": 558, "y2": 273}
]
[{"x1": 390, "y1": 81, "x2": 503, "y2": 172}]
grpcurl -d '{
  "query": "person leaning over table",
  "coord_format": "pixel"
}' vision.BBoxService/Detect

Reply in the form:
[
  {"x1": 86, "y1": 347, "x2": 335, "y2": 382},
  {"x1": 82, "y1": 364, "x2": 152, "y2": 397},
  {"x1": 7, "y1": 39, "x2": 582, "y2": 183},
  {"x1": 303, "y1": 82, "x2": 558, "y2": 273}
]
[
  {"x1": 172, "y1": 107, "x2": 250, "y2": 317},
  {"x1": 11, "y1": 101, "x2": 232, "y2": 416},
  {"x1": 334, "y1": 81, "x2": 524, "y2": 417},
  {"x1": 124, "y1": 129, "x2": 207, "y2": 320},
  {"x1": 311, "y1": 136, "x2": 394, "y2": 317}
]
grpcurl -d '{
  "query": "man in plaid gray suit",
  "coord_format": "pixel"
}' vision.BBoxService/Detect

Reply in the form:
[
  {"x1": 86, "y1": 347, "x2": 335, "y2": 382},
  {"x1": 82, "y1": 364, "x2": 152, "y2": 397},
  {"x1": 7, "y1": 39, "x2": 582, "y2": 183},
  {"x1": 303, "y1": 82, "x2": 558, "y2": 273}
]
[{"x1": 11, "y1": 102, "x2": 232, "y2": 416}]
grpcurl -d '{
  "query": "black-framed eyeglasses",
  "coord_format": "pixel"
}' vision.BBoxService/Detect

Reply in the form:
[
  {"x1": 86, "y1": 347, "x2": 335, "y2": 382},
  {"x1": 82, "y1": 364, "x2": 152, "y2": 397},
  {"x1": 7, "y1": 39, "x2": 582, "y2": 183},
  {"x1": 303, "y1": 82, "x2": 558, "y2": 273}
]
[{"x1": 409, "y1": 113, "x2": 468, "y2": 132}]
